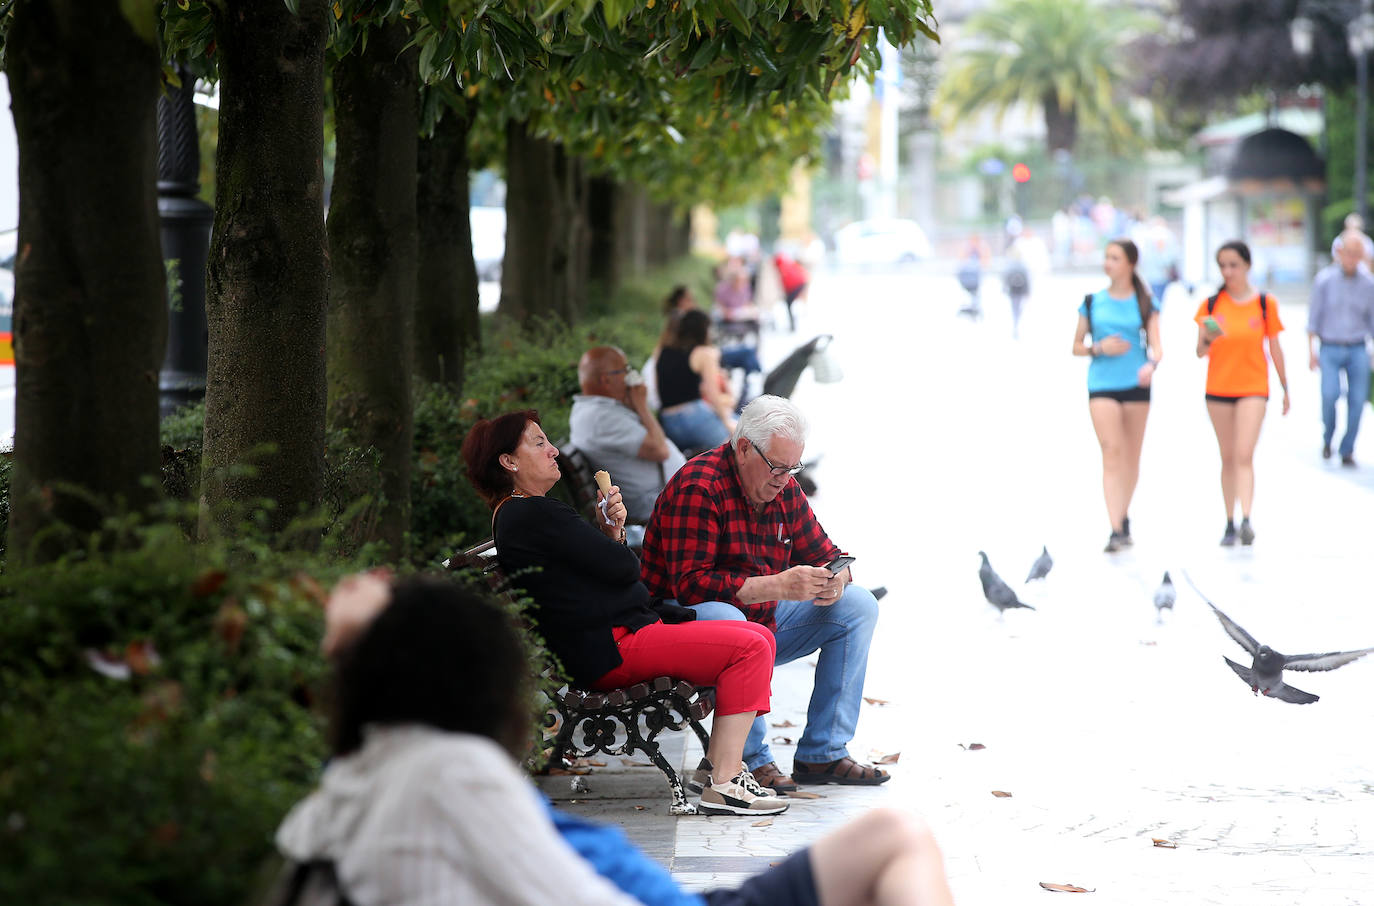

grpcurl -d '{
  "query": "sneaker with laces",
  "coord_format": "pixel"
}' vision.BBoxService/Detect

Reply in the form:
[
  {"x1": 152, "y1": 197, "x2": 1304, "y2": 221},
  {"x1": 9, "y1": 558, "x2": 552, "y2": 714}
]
[
  {"x1": 1103, "y1": 531, "x2": 1126, "y2": 553},
  {"x1": 1120, "y1": 516, "x2": 1133, "y2": 546},
  {"x1": 689, "y1": 759, "x2": 777, "y2": 797},
  {"x1": 1220, "y1": 523, "x2": 1237, "y2": 547},
  {"x1": 699, "y1": 773, "x2": 790, "y2": 816},
  {"x1": 1238, "y1": 518, "x2": 1255, "y2": 545}
]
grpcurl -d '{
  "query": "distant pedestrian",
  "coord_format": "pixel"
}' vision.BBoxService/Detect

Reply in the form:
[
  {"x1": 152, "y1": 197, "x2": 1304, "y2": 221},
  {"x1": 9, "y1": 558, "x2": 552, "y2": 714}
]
[
  {"x1": 1195, "y1": 240, "x2": 1290, "y2": 547},
  {"x1": 1073, "y1": 238, "x2": 1161, "y2": 552},
  {"x1": 1307, "y1": 229, "x2": 1374, "y2": 466},
  {"x1": 772, "y1": 252, "x2": 809, "y2": 332}
]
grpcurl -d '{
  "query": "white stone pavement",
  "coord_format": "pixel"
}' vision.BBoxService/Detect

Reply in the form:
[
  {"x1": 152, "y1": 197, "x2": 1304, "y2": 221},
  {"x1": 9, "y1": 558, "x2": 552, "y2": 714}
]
[{"x1": 644, "y1": 266, "x2": 1374, "y2": 904}]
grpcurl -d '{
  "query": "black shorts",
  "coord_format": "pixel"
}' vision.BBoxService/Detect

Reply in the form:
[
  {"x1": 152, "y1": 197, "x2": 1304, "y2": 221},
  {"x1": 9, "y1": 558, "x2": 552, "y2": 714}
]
[
  {"x1": 1205, "y1": 393, "x2": 1268, "y2": 404},
  {"x1": 704, "y1": 849, "x2": 817, "y2": 906},
  {"x1": 784, "y1": 285, "x2": 807, "y2": 304},
  {"x1": 1089, "y1": 386, "x2": 1151, "y2": 404}
]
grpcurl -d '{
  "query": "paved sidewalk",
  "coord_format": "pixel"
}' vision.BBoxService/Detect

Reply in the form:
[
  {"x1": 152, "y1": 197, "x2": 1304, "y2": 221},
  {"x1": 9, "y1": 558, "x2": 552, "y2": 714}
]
[{"x1": 540, "y1": 267, "x2": 1374, "y2": 905}]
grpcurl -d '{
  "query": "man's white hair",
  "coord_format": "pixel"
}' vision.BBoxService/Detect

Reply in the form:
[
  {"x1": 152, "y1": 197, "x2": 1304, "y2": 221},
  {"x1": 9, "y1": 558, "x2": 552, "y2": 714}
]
[{"x1": 733, "y1": 395, "x2": 808, "y2": 454}]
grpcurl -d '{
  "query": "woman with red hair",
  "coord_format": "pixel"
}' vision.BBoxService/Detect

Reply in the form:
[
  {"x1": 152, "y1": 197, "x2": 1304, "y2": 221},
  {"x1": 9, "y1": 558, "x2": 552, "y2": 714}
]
[{"x1": 460, "y1": 410, "x2": 786, "y2": 817}]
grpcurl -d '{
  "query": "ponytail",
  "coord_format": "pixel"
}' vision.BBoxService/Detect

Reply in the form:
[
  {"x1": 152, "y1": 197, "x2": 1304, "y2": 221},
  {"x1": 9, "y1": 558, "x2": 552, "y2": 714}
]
[{"x1": 1130, "y1": 271, "x2": 1155, "y2": 328}]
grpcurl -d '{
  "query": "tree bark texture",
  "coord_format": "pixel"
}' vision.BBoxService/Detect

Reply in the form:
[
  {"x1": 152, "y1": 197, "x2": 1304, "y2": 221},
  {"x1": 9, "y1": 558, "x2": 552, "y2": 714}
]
[
  {"x1": 416, "y1": 103, "x2": 479, "y2": 389},
  {"x1": 326, "y1": 21, "x2": 418, "y2": 556},
  {"x1": 587, "y1": 176, "x2": 620, "y2": 291},
  {"x1": 501, "y1": 121, "x2": 565, "y2": 324},
  {"x1": 552, "y1": 146, "x2": 588, "y2": 320},
  {"x1": 203, "y1": 0, "x2": 328, "y2": 535},
  {"x1": 6, "y1": 1, "x2": 166, "y2": 563}
]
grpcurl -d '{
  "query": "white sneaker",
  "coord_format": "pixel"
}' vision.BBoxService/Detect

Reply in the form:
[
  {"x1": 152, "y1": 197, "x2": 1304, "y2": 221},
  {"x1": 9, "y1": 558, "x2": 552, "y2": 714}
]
[
  {"x1": 688, "y1": 759, "x2": 777, "y2": 797},
  {"x1": 698, "y1": 773, "x2": 790, "y2": 816}
]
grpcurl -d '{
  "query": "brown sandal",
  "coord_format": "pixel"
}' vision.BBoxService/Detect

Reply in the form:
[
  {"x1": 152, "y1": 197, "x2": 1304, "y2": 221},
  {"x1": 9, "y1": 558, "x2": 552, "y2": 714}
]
[
  {"x1": 751, "y1": 761, "x2": 799, "y2": 793},
  {"x1": 792, "y1": 756, "x2": 891, "y2": 786}
]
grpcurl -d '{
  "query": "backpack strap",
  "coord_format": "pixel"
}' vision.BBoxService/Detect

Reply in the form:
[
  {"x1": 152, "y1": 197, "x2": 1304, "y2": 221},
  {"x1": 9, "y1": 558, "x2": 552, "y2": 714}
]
[
  {"x1": 1207, "y1": 293, "x2": 1219, "y2": 315},
  {"x1": 1258, "y1": 292, "x2": 1268, "y2": 328}
]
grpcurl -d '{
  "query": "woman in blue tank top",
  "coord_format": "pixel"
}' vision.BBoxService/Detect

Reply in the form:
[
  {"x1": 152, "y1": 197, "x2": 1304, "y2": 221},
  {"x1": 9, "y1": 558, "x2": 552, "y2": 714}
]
[{"x1": 1071, "y1": 239, "x2": 1163, "y2": 553}]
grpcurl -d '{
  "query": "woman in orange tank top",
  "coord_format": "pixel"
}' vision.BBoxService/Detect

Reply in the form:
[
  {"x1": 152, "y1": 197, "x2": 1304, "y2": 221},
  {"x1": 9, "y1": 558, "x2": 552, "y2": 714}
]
[{"x1": 1194, "y1": 241, "x2": 1290, "y2": 546}]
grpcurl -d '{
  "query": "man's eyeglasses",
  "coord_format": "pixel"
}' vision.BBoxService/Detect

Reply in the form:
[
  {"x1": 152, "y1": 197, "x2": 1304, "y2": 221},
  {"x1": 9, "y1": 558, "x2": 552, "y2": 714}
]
[
  {"x1": 602, "y1": 368, "x2": 628, "y2": 376},
  {"x1": 753, "y1": 443, "x2": 804, "y2": 476}
]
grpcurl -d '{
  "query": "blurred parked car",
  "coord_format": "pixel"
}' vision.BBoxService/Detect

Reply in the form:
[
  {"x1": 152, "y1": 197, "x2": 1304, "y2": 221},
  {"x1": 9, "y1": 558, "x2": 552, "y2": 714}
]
[
  {"x1": 470, "y1": 206, "x2": 505, "y2": 283},
  {"x1": 832, "y1": 218, "x2": 932, "y2": 266}
]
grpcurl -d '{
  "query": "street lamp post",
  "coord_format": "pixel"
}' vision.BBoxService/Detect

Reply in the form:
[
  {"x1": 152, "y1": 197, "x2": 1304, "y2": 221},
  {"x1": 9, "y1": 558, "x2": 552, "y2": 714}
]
[{"x1": 1294, "y1": 0, "x2": 1374, "y2": 222}]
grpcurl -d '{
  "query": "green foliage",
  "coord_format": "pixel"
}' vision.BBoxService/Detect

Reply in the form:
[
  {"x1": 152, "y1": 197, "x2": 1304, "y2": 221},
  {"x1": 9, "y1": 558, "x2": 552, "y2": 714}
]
[
  {"x1": 1321, "y1": 88, "x2": 1374, "y2": 242},
  {"x1": 0, "y1": 516, "x2": 354, "y2": 905},
  {"x1": 408, "y1": 256, "x2": 700, "y2": 559},
  {"x1": 936, "y1": 0, "x2": 1142, "y2": 154}
]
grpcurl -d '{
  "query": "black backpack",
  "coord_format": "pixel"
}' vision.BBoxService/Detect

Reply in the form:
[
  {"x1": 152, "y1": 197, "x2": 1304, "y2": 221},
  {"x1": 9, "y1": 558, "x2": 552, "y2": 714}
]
[{"x1": 1082, "y1": 290, "x2": 1155, "y2": 342}]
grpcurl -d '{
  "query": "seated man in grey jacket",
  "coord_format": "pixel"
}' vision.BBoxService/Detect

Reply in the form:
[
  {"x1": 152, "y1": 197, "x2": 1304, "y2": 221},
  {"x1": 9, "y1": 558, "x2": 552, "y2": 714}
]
[{"x1": 570, "y1": 346, "x2": 686, "y2": 524}]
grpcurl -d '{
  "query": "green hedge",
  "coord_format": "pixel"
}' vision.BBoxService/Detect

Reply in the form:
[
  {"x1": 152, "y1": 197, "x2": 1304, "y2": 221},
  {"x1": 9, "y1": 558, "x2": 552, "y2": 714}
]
[
  {"x1": 0, "y1": 515, "x2": 357, "y2": 904},
  {"x1": 0, "y1": 257, "x2": 711, "y2": 905}
]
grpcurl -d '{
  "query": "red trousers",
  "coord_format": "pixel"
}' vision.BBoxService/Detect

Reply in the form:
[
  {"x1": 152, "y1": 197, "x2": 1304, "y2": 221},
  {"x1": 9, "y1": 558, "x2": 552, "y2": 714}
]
[{"x1": 593, "y1": 619, "x2": 775, "y2": 717}]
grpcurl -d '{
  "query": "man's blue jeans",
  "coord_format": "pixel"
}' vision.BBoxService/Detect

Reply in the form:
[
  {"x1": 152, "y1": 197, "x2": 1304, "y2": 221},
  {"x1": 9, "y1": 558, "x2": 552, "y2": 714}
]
[
  {"x1": 690, "y1": 585, "x2": 879, "y2": 771},
  {"x1": 1320, "y1": 342, "x2": 1371, "y2": 458}
]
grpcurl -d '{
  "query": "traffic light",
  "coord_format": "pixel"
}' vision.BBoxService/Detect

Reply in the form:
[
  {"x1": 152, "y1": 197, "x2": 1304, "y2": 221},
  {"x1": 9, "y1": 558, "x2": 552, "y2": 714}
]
[{"x1": 1012, "y1": 162, "x2": 1031, "y2": 183}]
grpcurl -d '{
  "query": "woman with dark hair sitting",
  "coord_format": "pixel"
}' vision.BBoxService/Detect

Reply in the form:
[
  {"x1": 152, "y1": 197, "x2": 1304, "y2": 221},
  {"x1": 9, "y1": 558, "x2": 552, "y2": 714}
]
[
  {"x1": 277, "y1": 573, "x2": 958, "y2": 906},
  {"x1": 657, "y1": 309, "x2": 736, "y2": 451},
  {"x1": 460, "y1": 410, "x2": 785, "y2": 817}
]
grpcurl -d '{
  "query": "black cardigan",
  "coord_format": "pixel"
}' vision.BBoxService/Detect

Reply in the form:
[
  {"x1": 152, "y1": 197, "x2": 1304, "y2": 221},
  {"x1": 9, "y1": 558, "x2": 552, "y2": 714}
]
[{"x1": 494, "y1": 495, "x2": 670, "y2": 687}]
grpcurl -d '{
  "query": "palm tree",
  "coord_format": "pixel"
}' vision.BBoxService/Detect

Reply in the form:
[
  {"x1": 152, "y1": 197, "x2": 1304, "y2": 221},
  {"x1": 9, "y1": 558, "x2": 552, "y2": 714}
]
[{"x1": 936, "y1": 0, "x2": 1140, "y2": 154}]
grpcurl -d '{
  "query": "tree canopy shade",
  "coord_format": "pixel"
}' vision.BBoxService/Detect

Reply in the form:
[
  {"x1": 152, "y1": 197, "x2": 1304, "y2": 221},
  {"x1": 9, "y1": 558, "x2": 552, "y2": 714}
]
[
  {"x1": 1136, "y1": 0, "x2": 1361, "y2": 107},
  {"x1": 935, "y1": 0, "x2": 1139, "y2": 153}
]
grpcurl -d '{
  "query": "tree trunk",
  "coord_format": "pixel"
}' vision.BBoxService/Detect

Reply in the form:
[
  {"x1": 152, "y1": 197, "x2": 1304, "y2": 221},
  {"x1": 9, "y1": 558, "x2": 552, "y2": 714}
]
[
  {"x1": 326, "y1": 21, "x2": 417, "y2": 556},
  {"x1": 617, "y1": 184, "x2": 649, "y2": 280},
  {"x1": 415, "y1": 102, "x2": 479, "y2": 389},
  {"x1": 500, "y1": 120, "x2": 560, "y2": 324},
  {"x1": 587, "y1": 176, "x2": 620, "y2": 291},
  {"x1": 553, "y1": 146, "x2": 588, "y2": 320},
  {"x1": 203, "y1": 0, "x2": 328, "y2": 537},
  {"x1": 6, "y1": 1, "x2": 165, "y2": 564},
  {"x1": 1042, "y1": 92, "x2": 1078, "y2": 154}
]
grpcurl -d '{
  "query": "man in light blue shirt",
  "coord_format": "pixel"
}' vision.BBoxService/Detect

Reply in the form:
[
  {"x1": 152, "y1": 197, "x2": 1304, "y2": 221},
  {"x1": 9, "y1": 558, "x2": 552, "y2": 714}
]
[
  {"x1": 570, "y1": 346, "x2": 686, "y2": 523},
  {"x1": 1307, "y1": 229, "x2": 1374, "y2": 465}
]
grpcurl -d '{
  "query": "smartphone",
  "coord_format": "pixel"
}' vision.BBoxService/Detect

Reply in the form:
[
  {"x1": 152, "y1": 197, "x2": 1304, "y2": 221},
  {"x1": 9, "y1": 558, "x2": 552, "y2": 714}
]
[
  {"x1": 824, "y1": 555, "x2": 856, "y2": 575},
  {"x1": 1203, "y1": 316, "x2": 1222, "y2": 335}
]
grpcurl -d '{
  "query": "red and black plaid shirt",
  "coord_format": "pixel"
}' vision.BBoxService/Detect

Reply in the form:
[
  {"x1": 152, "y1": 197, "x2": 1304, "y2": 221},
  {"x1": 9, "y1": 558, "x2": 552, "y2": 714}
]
[{"x1": 640, "y1": 443, "x2": 841, "y2": 631}]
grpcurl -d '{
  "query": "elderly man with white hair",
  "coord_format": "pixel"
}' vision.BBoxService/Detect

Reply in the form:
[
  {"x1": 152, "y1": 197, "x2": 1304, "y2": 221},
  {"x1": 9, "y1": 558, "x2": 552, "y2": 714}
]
[
  {"x1": 640, "y1": 395, "x2": 886, "y2": 794},
  {"x1": 1308, "y1": 228, "x2": 1374, "y2": 466}
]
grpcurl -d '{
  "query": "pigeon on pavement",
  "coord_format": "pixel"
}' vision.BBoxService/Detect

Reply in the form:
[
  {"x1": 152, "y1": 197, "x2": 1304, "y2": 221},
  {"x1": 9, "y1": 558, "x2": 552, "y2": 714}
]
[
  {"x1": 1186, "y1": 574, "x2": 1373, "y2": 704},
  {"x1": 1153, "y1": 572, "x2": 1176, "y2": 623},
  {"x1": 1025, "y1": 546, "x2": 1054, "y2": 582},
  {"x1": 978, "y1": 552, "x2": 1035, "y2": 615}
]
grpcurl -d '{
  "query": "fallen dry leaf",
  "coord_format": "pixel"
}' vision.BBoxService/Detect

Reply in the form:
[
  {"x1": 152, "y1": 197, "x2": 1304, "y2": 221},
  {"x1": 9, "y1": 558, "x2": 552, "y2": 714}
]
[
  {"x1": 620, "y1": 759, "x2": 654, "y2": 768},
  {"x1": 1139, "y1": 640, "x2": 1158, "y2": 647},
  {"x1": 771, "y1": 719, "x2": 798, "y2": 728},
  {"x1": 961, "y1": 742, "x2": 987, "y2": 751},
  {"x1": 875, "y1": 751, "x2": 901, "y2": 764},
  {"x1": 991, "y1": 790, "x2": 1013, "y2": 798},
  {"x1": 634, "y1": 805, "x2": 646, "y2": 811},
  {"x1": 751, "y1": 817, "x2": 774, "y2": 827},
  {"x1": 1039, "y1": 882, "x2": 1094, "y2": 893},
  {"x1": 862, "y1": 696, "x2": 890, "y2": 706},
  {"x1": 771, "y1": 736, "x2": 793, "y2": 745},
  {"x1": 787, "y1": 790, "x2": 824, "y2": 799},
  {"x1": 1152, "y1": 838, "x2": 1178, "y2": 849}
]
